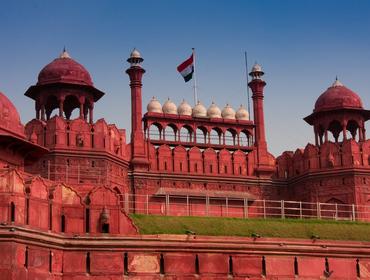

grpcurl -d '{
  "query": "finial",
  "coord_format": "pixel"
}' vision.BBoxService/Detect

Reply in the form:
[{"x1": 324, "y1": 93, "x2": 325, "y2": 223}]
[
  {"x1": 60, "y1": 47, "x2": 71, "y2": 59},
  {"x1": 331, "y1": 77, "x2": 344, "y2": 87},
  {"x1": 127, "y1": 48, "x2": 143, "y2": 65}
]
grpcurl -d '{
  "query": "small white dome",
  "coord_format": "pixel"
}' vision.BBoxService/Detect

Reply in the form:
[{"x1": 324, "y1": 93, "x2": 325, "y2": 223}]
[
  {"x1": 147, "y1": 96, "x2": 162, "y2": 113},
  {"x1": 221, "y1": 104, "x2": 236, "y2": 119},
  {"x1": 235, "y1": 105, "x2": 249, "y2": 120},
  {"x1": 130, "y1": 48, "x2": 141, "y2": 59},
  {"x1": 251, "y1": 63, "x2": 262, "y2": 73},
  {"x1": 162, "y1": 98, "x2": 177, "y2": 114},
  {"x1": 178, "y1": 99, "x2": 192, "y2": 116},
  {"x1": 192, "y1": 101, "x2": 207, "y2": 117},
  {"x1": 207, "y1": 101, "x2": 222, "y2": 118}
]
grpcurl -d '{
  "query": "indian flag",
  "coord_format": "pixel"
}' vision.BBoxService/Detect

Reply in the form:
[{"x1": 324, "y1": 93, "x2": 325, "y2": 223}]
[{"x1": 177, "y1": 54, "x2": 194, "y2": 82}]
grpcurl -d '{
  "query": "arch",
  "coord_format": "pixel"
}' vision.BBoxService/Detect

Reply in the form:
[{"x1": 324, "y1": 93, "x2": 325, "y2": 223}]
[
  {"x1": 225, "y1": 128, "x2": 237, "y2": 146},
  {"x1": 347, "y1": 120, "x2": 360, "y2": 140},
  {"x1": 195, "y1": 126, "x2": 207, "y2": 144},
  {"x1": 239, "y1": 130, "x2": 250, "y2": 146},
  {"x1": 148, "y1": 123, "x2": 162, "y2": 140},
  {"x1": 179, "y1": 125, "x2": 193, "y2": 142},
  {"x1": 163, "y1": 124, "x2": 177, "y2": 141},
  {"x1": 210, "y1": 127, "x2": 222, "y2": 145},
  {"x1": 64, "y1": 95, "x2": 80, "y2": 120},
  {"x1": 328, "y1": 120, "x2": 342, "y2": 142},
  {"x1": 45, "y1": 95, "x2": 59, "y2": 119}
]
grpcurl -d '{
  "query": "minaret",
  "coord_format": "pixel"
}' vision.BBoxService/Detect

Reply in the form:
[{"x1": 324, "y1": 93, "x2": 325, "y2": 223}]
[
  {"x1": 248, "y1": 63, "x2": 274, "y2": 176},
  {"x1": 126, "y1": 49, "x2": 149, "y2": 170},
  {"x1": 249, "y1": 63, "x2": 267, "y2": 147}
]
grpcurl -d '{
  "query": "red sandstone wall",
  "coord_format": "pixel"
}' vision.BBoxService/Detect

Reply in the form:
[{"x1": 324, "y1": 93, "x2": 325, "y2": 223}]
[{"x1": 0, "y1": 241, "x2": 369, "y2": 279}]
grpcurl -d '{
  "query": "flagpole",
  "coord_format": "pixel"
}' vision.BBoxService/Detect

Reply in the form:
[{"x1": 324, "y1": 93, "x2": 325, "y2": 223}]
[
  {"x1": 244, "y1": 51, "x2": 251, "y2": 118},
  {"x1": 192, "y1": 48, "x2": 198, "y2": 105}
]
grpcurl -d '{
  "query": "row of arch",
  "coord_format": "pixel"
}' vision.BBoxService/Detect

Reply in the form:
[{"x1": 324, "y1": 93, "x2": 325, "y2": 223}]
[
  {"x1": 37, "y1": 93, "x2": 95, "y2": 123},
  {"x1": 146, "y1": 123, "x2": 253, "y2": 146},
  {"x1": 149, "y1": 145, "x2": 254, "y2": 176},
  {"x1": 314, "y1": 119, "x2": 366, "y2": 145}
]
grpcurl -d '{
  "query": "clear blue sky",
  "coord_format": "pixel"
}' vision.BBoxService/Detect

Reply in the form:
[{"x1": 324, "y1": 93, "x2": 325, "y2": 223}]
[{"x1": 1, "y1": 0, "x2": 370, "y2": 156}]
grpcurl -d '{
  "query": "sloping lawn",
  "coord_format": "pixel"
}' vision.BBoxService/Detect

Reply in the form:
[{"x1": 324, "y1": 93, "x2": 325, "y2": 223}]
[{"x1": 131, "y1": 214, "x2": 370, "y2": 241}]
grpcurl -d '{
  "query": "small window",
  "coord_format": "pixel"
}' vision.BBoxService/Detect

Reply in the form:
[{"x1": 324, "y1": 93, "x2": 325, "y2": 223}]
[
  {"x1": 102, "y1": 223, "x2": 109, "y2": 233},
  {"x1": 10, "y1": 202, "x2": 15, "y2": 222},
  {"x1": 61, "y1": 215, "x2": 65, "y2": 232}
]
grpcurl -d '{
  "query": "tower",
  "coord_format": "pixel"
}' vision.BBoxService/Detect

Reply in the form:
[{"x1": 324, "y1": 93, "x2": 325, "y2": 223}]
[
  {"x1": 248, "y1": 64, "x2": 274, "y2": 175},
  {"x1": 126, "y1": 49, "x2": 149, "y2": 169},
  {"x1": 25, "y1": 49, "x2": 104, "y2": 123},
  {"x1": 304, "y1": 78, "x2": 369, "y2": 145}
]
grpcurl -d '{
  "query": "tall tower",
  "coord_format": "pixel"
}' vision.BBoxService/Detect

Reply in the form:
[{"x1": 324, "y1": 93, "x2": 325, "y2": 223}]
[
  {"x1": 248, "y1": 64, "x2": 274, "y2": 176},
  {"x1": 126, "y1": 49, "x2": 149, "y2": 170}
]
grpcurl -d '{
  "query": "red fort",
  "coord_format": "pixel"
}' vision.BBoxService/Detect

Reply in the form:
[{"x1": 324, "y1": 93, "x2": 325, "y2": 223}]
[{"x1": 0, "y1": 49, "x2": 369, "y2": 279}]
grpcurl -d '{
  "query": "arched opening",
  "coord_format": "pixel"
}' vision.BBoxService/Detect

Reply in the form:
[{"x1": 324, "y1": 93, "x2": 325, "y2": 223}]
[
  {"x1": 347, "y1": 120, "x2": 360, "y2": 141},
  {"x1": 196, "y1": 127, "x2": 207, "y2": 144},
  {"x1": 45, "y1": 95, "x2": 59, "y2": 119},
  {"x1": 225, "y1": 129, "x2": 236, "y2": 146},
  {"x1": 179, "y1": 125, "x2": 193, "y2": 142},
  {"x1": 328, "y1": 120, "x2": 342, "y2": 142},
  {"x1": 210, "y1": 128, "x2": 222, "y2": 145},
  {"x1": 64, "y1": 95, "x2": 80, "y2": 120},
  {"x1": 148, "y1": 123, "x2": 162, "y2": 140},
  {"x1": 239, "y1": 130, "x2": 250, "y2": 146},
  {"x1": 163, "y1": 124, "x2": 177, "y2": 141}
]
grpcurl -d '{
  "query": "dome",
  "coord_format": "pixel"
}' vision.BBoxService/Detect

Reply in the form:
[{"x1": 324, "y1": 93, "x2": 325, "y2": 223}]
[
  {"x1": 251, "y1": 63, "x2": 263, "y2": 73},
  {"x1": 207, "y1": 102, "x2": 222, "y2": 118},
  {"x1": 221, "y1": 104, "x2": 236, "y2": 119},
  {"x1": 37, "y1": 50, "x2": 93, "y2": 86},
  {"x1": 130, "y1": 48, "x2": 142, "y2": 59},
  {"x1": 147, "y1": 97, "x2": 162, "y2": 113},
  {"x1": 178, "y1": 99, "x2": 192, "y2": 116},
  {"x1": 192, "y1": 101, "x2": 207, "y2": 117},
  {"x1": 314, "y1": 79, "x2": 363, "y2": 112},
  {"x1": 162, "y1": 98, "x2": 177, "y2": 114},
  {"x1": 0, "y1": 91, "x2": 24, "y2": 137},
  {"x1": 235, "y1": 105, "x2": 249, "y2": 120}
]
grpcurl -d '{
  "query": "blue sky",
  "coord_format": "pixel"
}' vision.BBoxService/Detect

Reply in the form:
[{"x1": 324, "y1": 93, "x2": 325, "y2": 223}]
[{"x1": 1, "y1": 0, "x2": 370, "y2": 156}]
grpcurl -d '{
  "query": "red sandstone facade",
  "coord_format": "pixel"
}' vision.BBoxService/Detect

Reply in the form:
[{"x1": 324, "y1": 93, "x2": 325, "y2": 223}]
[{"x1": 0, "y1": 49, "x2": 369, "y2": 279}]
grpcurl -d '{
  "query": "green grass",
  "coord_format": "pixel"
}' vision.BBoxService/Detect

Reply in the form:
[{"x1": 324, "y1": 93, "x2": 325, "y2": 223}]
[{"x1": 130, "y1": 214, "x2": 370, "y2": 241}]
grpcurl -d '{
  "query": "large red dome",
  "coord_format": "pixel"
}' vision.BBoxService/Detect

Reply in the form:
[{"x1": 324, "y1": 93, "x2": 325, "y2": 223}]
[
  {"x1": 37, "y1": 51, "x2": 93, "y2": 86},
  {"x1": 0, "y1": 91, "x2": 24, "y2": 137},
  {"x1": 314, "y1": 80, "x2": 363, "y2": 112}
]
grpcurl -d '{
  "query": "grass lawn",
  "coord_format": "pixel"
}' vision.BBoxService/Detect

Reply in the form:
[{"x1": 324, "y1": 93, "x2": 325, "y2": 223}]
[{"x1": 130, "y1": 214, "x2": 370, "y2": 241}]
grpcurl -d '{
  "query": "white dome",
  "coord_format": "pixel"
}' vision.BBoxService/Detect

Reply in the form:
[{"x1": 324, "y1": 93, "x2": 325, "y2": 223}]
[
  {"x1": 178, "y1": 99, "x2": 192, "y2": 116},
  {"x1": 192, "y1": 101, "x2": 207, "y2": 118},
  {"x1": 251, "y1": 63, "x2": 262, "y2": 72},
  {"x1": 221, "y1": 104, "x2": 236, "y2": 119},
  {"x1": 130, "y1": 48, "x2": 141, "y2": 59},
  {"x1": 147, "y1": 96, "x2": 162, "y2": 113},
  {"x1": 207, "y1": 102, "x2": 222, "y2": 118},
  {"x1": 162, "y1": 98, "x2": 177, "y2": 114},
  {"x1": 235, "y1": 105, "x2": 249, "y2": 120}
]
